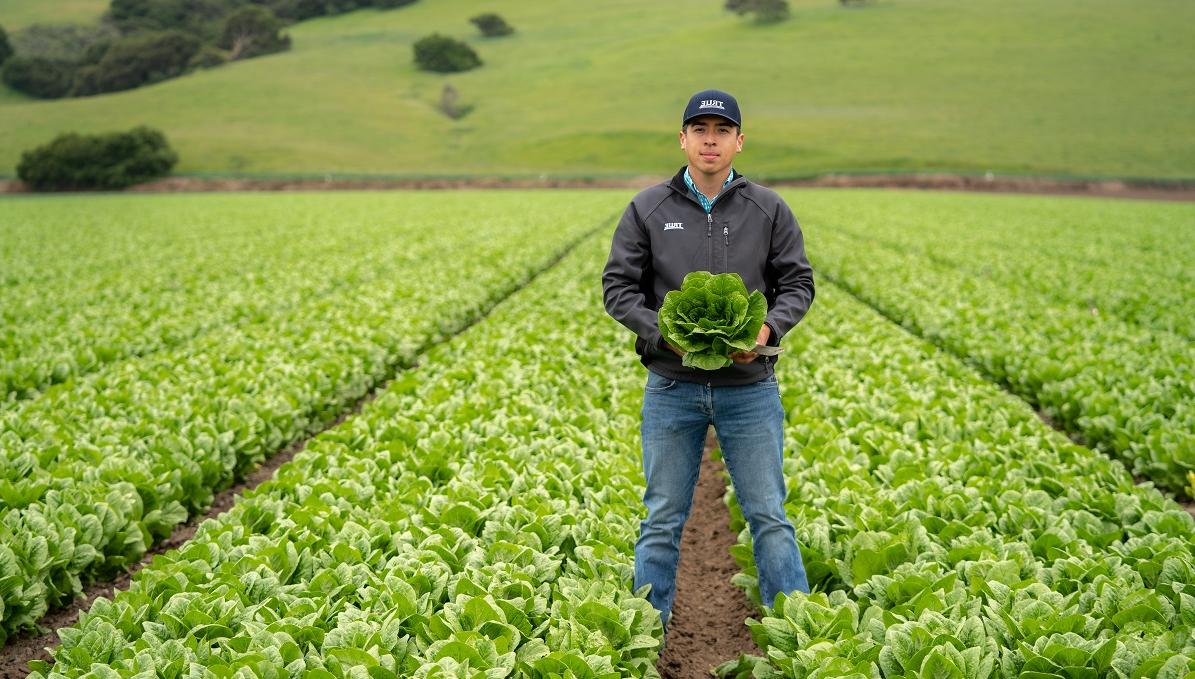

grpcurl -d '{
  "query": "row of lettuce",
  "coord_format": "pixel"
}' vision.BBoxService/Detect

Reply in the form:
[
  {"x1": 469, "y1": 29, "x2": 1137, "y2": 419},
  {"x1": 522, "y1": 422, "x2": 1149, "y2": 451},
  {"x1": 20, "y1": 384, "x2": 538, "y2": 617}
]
[
  {"x1": 1, "y1": 194, "x2": 451, "y2": 400},
  {"x1": 27, "y1": 233, "x2": 663, "y2": 678},
  {"x1": 0, "y1": 192, "x2": 623, "y2": 643},
  {"x1": 0, "y1": 194, "x2": 603, "y2": 401},
  {"x1": 721, "y1": 283, "x2": 1195, "y2": 678},
  {"x1": 783, "y1": 191, "x2": 1195, "y2": 499}
]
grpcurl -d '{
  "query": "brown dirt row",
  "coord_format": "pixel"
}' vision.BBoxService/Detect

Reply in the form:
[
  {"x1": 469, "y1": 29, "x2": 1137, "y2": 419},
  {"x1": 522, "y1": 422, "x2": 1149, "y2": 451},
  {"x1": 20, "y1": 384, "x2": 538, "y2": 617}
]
[
  {"x1": 657, "y1": 429, "x2": 760, "y2": 679},
  {"x1": 0, "y1": 225, "x2": 603, "y2": 679},
  {"x1": 2, "y1": 173, "x2": 1193, "y2": 201}
]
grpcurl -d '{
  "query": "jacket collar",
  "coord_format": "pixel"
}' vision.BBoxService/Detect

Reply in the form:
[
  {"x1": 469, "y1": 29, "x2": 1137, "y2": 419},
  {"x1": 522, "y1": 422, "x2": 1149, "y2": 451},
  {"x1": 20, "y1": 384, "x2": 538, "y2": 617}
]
[{"x1": 668, "y1": 166, "x2": 748, "y2": 206}]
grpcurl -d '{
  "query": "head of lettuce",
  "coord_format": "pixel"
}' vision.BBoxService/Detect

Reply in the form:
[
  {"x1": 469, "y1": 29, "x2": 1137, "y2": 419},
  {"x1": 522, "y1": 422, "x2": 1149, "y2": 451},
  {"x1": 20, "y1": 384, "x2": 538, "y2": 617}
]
[{"x1": 657, "y1": 271, "x2": 768, "y2": 370}]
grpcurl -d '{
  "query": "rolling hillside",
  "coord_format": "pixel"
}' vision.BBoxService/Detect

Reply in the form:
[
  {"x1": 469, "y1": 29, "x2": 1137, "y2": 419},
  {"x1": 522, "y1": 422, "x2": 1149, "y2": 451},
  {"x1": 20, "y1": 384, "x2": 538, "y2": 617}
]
[{"x1": 1, "y1": 0, "x2": 1192, "y2": 179}]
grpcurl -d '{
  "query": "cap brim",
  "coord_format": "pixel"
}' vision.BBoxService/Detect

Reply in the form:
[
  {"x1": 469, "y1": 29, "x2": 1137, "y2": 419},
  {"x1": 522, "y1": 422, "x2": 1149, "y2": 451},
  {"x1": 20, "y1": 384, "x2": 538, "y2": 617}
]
[{"x1": 683, "y1": 113, "x2": 740, "y2": 127}]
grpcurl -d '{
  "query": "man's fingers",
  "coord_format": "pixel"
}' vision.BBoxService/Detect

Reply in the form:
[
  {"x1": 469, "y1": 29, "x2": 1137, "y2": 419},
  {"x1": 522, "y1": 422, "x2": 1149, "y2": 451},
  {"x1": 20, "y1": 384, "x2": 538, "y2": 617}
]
[{"x1": 730, "y1": 351, "x2": 759, "y2": 364}]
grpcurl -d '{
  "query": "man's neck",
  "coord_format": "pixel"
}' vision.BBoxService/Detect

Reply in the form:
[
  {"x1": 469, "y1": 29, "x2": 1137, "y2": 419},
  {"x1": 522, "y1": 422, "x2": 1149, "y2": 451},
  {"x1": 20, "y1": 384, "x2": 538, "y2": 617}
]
[{"x1": 687, "y1": 166, "x2": 731, "y2": 201}]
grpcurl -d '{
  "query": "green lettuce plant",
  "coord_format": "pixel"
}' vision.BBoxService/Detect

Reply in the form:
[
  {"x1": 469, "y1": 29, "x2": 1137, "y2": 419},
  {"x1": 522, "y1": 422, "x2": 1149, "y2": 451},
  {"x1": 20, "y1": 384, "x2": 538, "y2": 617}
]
[{"x1": 658, "y1": 271, "x2": 767, "y2": 370}]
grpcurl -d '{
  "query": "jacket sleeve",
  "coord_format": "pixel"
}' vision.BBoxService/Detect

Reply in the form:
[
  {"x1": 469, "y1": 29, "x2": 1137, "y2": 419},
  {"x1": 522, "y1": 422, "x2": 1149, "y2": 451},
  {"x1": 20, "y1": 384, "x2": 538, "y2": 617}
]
[
  {"x1": 602, "y1": 201, "x2": 663, "y2": 348},
  {"x1": 764, "y1": 199, "x2": 815, "y2": 344}
]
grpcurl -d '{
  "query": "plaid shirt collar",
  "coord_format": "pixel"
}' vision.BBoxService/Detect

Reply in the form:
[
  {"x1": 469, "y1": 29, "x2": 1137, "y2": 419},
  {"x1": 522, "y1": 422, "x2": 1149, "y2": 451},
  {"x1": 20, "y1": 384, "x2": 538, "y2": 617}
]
[{"x1": 684, "y1": 166, "x2": 735, "y2": 214}]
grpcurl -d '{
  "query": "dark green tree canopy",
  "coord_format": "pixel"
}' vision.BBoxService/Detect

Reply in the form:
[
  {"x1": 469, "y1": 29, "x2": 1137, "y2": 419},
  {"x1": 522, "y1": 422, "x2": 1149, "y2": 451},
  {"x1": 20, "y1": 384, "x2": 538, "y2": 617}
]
[
  {"x1": 0, "y1": 25, "x2": 13, "y2": 66},
  {"x1": 470, "y1": 13, "x2": 514, "y2": 38},
  {"x1": 725, "y1": 0, "x2": 790, "y2": 23},
  {"x1": 413, "y1": 34, "x2": 481, "y2": 73},
  {"x1": 219, "y1": 6, "x2": 290, "y2": 60},
  {"x1": 17, "y1": 126, "x2": 179, "y2": 191}
]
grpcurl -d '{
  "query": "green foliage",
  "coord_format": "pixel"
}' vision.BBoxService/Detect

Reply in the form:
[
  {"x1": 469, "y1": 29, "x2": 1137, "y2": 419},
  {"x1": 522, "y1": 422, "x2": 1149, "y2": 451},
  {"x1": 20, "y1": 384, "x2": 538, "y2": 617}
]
[
  {"x1": 76, "y1": 29, "x2": 200, "y2": 94},
  {"x1": 20, "y1": 229, "x2": 662, "y2": 675},
  {"x1": 413, "y1": 33, "x2": 481, "y2": 73},
  {"x1": 0, "y1": 192, "x2": 627, "y2": 645},
  {"x1": 722, "y1": 277, "x2": 1195, "y2": 676},
  {"x1": 7, "y1": 22, "x2": 116, "y2": 62},
  {"x1": 794, "y1": 190, "x2": 1195, "y2": 497},
  {"x1": 658, "y1": 271, "x2": 767, "y2": 370},
  {"x1": 470, "y1": 12, "x2": 514, "y2": 38},
  {"x1": 218, "y1": 6, "x2": 290, "y2": 60},
  {"x1": 0, "y1": 26, "x2": 11, "y2": 66},
  {"x1": 107, "y1": 0, "x2": 230, "y2": 40},
  {"x1": 725, "y1": 0, "x2": 789, "y2": 24},
  {"x1": 187, "y1": 44, "x2": 228, "y2": 69},
  {"x1": 15, "y1": 125, "x2": 177, "y2": 190},
  {"x1": 0, "y1": 55, "x2": 76, "y2": 98}
]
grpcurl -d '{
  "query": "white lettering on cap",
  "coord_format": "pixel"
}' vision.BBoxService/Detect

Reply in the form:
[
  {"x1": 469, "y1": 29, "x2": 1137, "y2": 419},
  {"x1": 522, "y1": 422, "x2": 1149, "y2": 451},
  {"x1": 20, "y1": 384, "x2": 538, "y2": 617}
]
[{"x1": 699, "y1": 100, "x2": 726, "y2": 110}]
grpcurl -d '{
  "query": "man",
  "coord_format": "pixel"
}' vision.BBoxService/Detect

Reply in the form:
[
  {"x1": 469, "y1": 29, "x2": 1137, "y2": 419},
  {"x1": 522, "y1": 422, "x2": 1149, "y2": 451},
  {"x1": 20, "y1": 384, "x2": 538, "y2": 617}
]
[{"x1": 601, "y1": 89, "x2": 814, "y2": 630}]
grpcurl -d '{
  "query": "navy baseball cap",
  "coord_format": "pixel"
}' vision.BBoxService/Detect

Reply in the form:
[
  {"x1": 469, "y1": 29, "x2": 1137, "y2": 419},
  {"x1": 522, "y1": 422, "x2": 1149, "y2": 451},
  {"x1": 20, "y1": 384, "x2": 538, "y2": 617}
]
[{"x1": 682, "y1": 89, "x2": 741, "y2": 128}]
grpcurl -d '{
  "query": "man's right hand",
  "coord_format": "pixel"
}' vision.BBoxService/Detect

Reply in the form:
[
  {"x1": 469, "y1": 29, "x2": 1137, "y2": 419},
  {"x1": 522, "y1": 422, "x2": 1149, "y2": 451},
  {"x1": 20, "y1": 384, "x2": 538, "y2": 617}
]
[{"x1": 663, "y1": 341, "x2": 685, "y2": 358}]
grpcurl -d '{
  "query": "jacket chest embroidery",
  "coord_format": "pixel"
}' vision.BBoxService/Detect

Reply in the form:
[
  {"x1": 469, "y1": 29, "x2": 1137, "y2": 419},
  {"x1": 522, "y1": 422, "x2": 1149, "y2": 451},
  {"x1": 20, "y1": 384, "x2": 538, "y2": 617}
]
[{"x1": 663, "y1": 222, "x2": 684, "y2": 231}]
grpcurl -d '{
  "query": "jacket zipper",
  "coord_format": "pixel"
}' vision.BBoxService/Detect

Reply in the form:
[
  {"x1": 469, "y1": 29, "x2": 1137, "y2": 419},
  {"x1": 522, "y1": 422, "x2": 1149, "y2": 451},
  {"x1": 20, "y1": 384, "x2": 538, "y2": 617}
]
[
  {"x1": 723, "y1": 225, "x2": 729, "y2": 246},
  {"x1": 706, "y1": 213, "x2": 713, "y2": 271}
]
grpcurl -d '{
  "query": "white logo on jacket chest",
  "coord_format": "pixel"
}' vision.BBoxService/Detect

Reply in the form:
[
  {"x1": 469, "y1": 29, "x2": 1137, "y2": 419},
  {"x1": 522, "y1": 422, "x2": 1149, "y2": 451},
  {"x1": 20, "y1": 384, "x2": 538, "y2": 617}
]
[{"x1": 664, "y1": 222, "x2": 684, "y2": 231}]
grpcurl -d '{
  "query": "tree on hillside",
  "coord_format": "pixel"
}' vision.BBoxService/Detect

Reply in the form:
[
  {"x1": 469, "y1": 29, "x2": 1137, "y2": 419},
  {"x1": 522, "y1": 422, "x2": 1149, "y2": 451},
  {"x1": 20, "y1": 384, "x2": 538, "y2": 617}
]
[
  {"x1": 108, "y1": 0, "x2": 232, "y2": 40},
  {"x1": 726, "y1": 0, "x2": 790, "y2": 23},
  {"x1": 0, "y1": 25, "x2": 13, "y2": 67},
  {"x1": 218, "y1": 6, "x2": 290, "y2": 60},
  {"x1": 470, "y1": 13, "x2": 514, "y2": 38},
  {"x1": 9, "y1": 23, "x2": 117, "y2": 62},
  {"x1": 413, "y1": 34, "x2": 481, "y2": 73},
  {"x1": 1, "y1": 56, "x2": 77, "y2": 98},
  {"x1": 75, "y1": 30, "x2": 201, "y2": 94}
]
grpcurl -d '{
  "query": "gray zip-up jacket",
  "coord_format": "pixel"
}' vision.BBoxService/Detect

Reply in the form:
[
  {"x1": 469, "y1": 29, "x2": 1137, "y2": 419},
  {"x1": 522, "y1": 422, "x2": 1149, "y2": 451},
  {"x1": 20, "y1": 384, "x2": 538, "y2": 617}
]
[{"x1": 602, "y1": 167, "x2": 815, "y2": 386}]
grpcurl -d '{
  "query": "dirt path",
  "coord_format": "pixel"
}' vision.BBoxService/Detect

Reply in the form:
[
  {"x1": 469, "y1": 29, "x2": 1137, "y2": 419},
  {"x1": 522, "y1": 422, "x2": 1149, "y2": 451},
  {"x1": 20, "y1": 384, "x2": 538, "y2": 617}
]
[
  {"x1": 2, "y1": 173, "x2": 1193, "y2": 201},
  {"x1": 657, "y1": 429, "x2": 760, "y2": 679}
]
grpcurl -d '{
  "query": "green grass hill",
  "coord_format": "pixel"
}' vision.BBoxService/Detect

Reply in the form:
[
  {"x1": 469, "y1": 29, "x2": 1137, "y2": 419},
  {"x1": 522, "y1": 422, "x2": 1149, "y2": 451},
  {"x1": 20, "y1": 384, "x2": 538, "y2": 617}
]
[{"x1": 1, "y1": 0, "x2": 1193, "y2": 180}]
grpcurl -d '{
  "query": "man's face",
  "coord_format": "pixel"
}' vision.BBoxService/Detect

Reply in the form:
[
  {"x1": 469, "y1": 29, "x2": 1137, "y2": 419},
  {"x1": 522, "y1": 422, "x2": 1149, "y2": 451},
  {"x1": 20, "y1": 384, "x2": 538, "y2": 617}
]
[{"x1": 679, "y1": 115, "x2": 744, "y2": 177}]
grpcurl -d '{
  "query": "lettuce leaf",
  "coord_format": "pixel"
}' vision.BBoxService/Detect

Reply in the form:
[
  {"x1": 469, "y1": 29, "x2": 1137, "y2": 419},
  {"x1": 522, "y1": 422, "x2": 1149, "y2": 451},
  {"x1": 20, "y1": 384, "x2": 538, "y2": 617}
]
[{"x1": 658, "y1": 271, "x2": 767, "y2": 370}]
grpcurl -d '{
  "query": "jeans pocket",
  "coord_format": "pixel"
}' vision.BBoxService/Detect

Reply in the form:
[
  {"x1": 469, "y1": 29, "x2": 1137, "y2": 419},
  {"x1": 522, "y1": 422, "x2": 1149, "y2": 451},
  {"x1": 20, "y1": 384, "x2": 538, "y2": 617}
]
[{"x1": 645, "y1": 372, "x2": 678, "y2": 393}]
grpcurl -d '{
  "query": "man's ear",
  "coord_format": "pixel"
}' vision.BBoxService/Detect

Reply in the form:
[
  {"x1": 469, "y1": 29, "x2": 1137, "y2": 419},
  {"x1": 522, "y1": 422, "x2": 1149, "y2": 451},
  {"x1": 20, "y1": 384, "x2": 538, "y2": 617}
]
[{"x1": 678, "y1": 129, "x2": 687, "y2": 149}]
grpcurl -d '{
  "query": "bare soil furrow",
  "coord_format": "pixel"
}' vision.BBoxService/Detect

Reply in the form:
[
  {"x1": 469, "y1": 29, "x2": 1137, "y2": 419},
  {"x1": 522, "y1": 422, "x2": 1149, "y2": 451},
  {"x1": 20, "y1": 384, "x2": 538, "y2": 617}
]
[{"x1": 658, "y1": 429, "x2": 759, "y2": 679}]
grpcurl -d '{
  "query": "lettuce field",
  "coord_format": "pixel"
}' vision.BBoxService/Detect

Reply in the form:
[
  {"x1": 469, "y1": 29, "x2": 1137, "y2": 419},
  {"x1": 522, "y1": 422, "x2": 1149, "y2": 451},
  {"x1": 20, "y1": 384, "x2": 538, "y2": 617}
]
[{"x1": 0, "y1": 189, "x2": 1192, "y2": 678}]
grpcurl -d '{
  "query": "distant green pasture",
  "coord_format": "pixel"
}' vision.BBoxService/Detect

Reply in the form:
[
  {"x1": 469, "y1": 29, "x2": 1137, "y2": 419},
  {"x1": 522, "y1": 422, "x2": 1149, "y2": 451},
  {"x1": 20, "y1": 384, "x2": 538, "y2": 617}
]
[
  {"x1": 0, "y1": 0, "x2": 1192, "y2": 179},
  {"x1": 0, "y1": 0, "x2": 107, "y2": 29}
]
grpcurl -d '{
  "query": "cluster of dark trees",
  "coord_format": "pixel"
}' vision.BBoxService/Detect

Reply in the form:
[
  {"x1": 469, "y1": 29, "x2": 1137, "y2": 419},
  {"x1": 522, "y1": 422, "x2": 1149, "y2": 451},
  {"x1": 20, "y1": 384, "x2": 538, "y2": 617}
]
[{"x1": 0, "y1": 0, "x2": 418, "y2": 99}]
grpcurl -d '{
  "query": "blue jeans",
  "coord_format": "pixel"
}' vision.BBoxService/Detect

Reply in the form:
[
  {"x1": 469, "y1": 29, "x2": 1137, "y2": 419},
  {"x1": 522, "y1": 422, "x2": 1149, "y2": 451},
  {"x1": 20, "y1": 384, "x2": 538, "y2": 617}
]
[{"x1": 635, "y1": 369, "x2": 809, "y2": 628}]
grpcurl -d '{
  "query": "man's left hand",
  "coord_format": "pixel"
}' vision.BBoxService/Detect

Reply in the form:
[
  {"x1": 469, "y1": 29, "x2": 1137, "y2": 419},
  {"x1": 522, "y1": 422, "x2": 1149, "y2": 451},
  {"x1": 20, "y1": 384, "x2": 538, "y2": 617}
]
[{"x1": 729, "y1": 325, "x2": 771, "y2": 365}]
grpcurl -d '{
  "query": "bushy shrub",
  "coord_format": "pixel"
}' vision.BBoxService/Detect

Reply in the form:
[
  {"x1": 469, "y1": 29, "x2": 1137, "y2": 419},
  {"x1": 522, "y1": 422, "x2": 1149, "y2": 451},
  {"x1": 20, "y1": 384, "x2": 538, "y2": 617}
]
[
  {"x1": 469, "y1": 13, "x2": 514, "y2": 38},
  {"x1": 188, "y1": 45, "x2": 228, "y2": 69},
  {"x1": 0, "y1": 25, "x2": 13, "y2": 67},
  {"x1": 413, "y1": 33, "x2": 481, "y2": 73},
  {"x1": 219, "y1": 6, "x2": 290, "y2": 60},
  {"x1": 84, "y1": 30, "x2": 201, "y2": 93},
  {"x1": 10, "y1": 23, "x2": 117, "y2": 62},
  {"x1": 16, "y1": 126, "x2": 178, "y2": 191},
  {"x1": 1, "y1": 56, "x2": 77, "y2": 98},
  {"x1": 264, "y1": 0, "x2": 407, "y2": 21},
  {"x1": 108, "y1": 0, "x2": 232, "y2": 40},
  {"x1": 725, "y1": 0, "x2": 790, "y2": 23}
]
